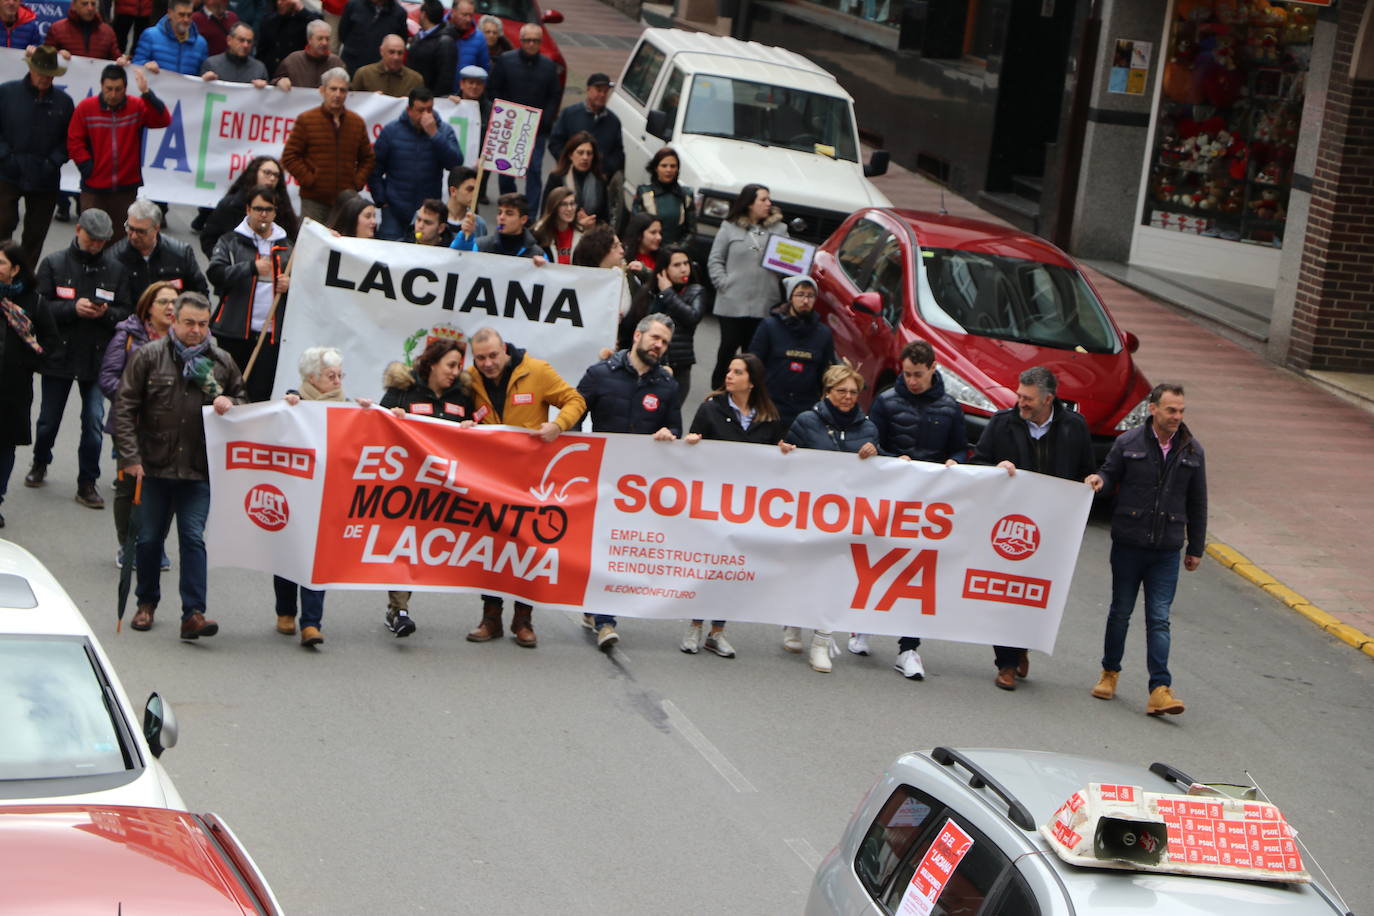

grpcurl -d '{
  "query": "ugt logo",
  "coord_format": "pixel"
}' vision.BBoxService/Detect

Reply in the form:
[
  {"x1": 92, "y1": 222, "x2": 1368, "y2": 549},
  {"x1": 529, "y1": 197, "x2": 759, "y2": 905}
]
[
  {"x1": 990, "y1": 514, "x2": 1039, "y2": 561},
  {"x1": 245, "y1": 484, "x2": 289, "y2": 531}
]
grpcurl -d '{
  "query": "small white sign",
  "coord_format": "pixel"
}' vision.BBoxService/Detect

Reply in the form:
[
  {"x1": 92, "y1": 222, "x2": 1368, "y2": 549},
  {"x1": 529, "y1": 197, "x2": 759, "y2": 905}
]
[{"x1": 760, "y1": 234, "x2": 817, "y2": 276}]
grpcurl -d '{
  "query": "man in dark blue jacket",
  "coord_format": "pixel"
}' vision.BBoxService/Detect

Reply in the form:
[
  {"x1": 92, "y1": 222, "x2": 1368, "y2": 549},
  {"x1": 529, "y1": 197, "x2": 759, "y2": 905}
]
[
  {"x1": 965, "y1": 365, "x2": 1093, "y2": 691},
  {"x1": 748, "y1": 275, "x2": 835, "y2": 431},
  {"x1": 576, "y1": 313, "x2": 680, "y2": 650},
  {"x1": 548, "y1": 72, "x2": 624, "y2": 187},
  {"x1": 0, "y1": 48, "x2": 73, "y2": 270},
  {"x1": 371, "y1": 87, "x2": 463, "y2": 240},
  {"x1": 1087, "y1": 382, "x2": 1206, "y2": 717},
  {"x1": 488, "y1": 23, "x2": 561, "y2": 208}
]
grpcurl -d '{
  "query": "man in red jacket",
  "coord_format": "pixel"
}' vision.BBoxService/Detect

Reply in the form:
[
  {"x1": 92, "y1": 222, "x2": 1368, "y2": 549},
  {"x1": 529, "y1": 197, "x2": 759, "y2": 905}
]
[
  {"x1": 66, "y1": 63, "x2": 170, "y2": 242},
  {"x1": 46, "y1": 0, "x2": 126, "y2": 62}
]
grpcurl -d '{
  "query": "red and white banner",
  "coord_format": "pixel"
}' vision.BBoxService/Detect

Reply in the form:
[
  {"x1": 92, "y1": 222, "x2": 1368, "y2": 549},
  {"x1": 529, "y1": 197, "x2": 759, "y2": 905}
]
[{"x1": 205, "y1": 402, "x2": 1093, "y2": 650}]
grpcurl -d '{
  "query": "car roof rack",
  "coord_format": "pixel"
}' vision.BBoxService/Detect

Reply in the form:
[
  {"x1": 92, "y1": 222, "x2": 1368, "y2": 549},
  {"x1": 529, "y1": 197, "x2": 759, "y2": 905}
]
[
  {"x1": 931, "y1": 746, "x2": 1036, "y2": 830},
  {"x1": 1148, "y1": 761, "x2": 1197, "y2": 790}
]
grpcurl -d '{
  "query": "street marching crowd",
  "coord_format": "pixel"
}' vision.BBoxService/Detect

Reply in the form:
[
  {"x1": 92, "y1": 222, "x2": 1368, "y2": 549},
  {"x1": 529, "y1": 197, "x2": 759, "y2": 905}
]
[{"x1": 0, "y1": 0, "x2": 1205, "y2": 715}]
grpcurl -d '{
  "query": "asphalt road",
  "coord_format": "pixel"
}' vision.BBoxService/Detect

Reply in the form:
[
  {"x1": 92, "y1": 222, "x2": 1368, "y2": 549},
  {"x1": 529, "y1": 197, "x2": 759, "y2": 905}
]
[{"x1": 6, "y1": 208, "x2": 1372, "y2": 915}]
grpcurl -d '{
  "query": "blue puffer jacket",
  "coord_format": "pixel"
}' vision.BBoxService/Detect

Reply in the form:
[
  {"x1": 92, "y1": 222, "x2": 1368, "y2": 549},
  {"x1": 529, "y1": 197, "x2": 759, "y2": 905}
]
[
  {"x1": 1095, "y1": 422, "x2": 1207, "y2": 556},
  {"x1": 370, "y1": 111, "x2": 463, "y2": 219},
  {"x1": 747, "y1": 305, "x2": 835, "y2": 429},
  {"x1": 454, "y1": 23, "x2": 489, "y2": 75},
  {"x1": 0, "y1": 5, "x2": 41, "y2": 49},
  {"x1": 869, "y1": 371, "x2": 967, "y2": 463},
  {"x1": 576, "y1": 350, "x2": 682, "y2": 436},
  {"x1": 133, "y1": 15, "x2": 209, "y2": 75},
  {"x1": 784, "y1": 399, "x2": 882, "y2": 455}
]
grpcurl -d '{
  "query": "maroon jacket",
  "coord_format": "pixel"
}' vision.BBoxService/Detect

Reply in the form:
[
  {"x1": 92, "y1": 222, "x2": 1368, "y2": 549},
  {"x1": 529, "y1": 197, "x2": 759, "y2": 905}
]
[
  {"x1": 192, "y1": 8, "x2": 238, "y2": 56},
  {"x1": 46, "y1": 8, "x2": 122, "y2": 60}
]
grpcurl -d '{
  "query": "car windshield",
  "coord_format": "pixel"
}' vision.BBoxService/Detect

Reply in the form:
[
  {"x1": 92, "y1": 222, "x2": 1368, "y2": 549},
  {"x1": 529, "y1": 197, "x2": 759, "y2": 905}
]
[
  {"x1": 474, "y1": 0, "x2": 533, "y2": 22},
  {"x1": 682, "y1": 74, "x2": 858, "y2": 162},
  {"x1": 0, "y1": 637, "x2": 127, "y2": 781},
  {"x1": 917, "y1": 248, "x2": 1120, "y2": 353}
]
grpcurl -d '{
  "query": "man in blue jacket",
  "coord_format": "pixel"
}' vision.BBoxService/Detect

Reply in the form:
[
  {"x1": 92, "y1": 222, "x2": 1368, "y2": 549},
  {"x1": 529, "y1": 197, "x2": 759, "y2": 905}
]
[
  {"x1": 748, "y1": 275, "x2": 835, "y2": 431},
  {"x1": 370, "y1": 87, "x2": 463, "y2": 240},
  {"x1": 488, "y1": 23, "x2": 561, "y2": 208},
  {"x1": 449, "y1": 0, "x2": 488, "y2": 76},
  {"x1": 548, "y1": 72, "x2": 623, "y2": 187},
  {"x1": 135, "y1": 0, "x2": 209, "y2": 75},
  {"x1": 576, "y1": 313, "x2": 680, "y2": 650},
  {"x1": 1087, "y1": 382, "x2": 1206, "y2": 717}
]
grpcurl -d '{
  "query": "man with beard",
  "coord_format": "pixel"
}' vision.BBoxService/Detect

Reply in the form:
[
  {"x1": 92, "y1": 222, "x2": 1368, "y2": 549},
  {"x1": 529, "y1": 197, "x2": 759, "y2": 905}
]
[
  {"x1": 576, "y1": 313, "x2": 680, "y2": 650},
  {"x1": 747, "y1": 274, "x2": 835, "y2": 430}
]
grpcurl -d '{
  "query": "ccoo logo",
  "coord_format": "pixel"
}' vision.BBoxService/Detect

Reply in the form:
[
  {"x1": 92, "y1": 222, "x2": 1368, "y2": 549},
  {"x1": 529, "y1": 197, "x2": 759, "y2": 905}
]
[
  {"x1": 990, "y1": 514, "x2": 1039, "y2": 560},
  {"x1": 245, "y1": 484, "x2": 289, "y2": 531}
]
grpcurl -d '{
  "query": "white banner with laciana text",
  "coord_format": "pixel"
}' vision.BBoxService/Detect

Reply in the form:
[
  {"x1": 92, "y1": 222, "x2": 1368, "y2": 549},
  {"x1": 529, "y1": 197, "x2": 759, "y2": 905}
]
[
  {"x1": 273, "y1": 221, "x2": 622, "y2": 400},
  {"x1": 205, "y1": 402, "x2": 1094, "y2": 652},
  {"x1": 0, "y1": 48, "x2": 481, "y2": 208}
]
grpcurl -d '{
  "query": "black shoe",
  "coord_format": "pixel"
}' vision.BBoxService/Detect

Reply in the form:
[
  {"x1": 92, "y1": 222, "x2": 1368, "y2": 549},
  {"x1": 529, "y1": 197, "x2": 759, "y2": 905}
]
[
  {"x1": 75, "y1": 481, "x2": 105, "y2": 509},
  {"x1": 53, "y1": 206, "x2": 71, "y2": 223},
  {"x1": 0, "y1": 512, "x2": 6, "y2": 528},
  {"x1": 24, "y1": 463, "x2": 47, "y2": 487},
  {"x1": 385, "y1": 607, "x2": 416, "y2": 637}
]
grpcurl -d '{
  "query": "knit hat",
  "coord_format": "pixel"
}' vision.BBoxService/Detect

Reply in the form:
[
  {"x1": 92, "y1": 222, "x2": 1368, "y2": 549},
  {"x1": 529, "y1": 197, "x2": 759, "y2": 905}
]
[{"x1": 782, "y1": 275, "x2": 817, "y2": 300}]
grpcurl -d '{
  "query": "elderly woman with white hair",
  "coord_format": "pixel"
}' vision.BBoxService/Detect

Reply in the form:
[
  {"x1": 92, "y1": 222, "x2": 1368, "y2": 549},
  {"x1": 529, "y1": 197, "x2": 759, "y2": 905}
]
[{"x1": 276, "y1": 346, "x2": 370, "y2": 646}]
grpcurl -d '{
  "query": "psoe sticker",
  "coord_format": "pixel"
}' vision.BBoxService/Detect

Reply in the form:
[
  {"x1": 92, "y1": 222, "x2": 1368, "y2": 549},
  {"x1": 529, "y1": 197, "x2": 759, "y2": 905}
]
[
  {"x1": 990, "y1": 514, "x2": 1039, "y2": 560},
  {"x1": 245, "y1": 484, "x2": 289, "y2": 531},
  {"x1": 641, "y1": 393, "x2": 659, "y2": 411}
]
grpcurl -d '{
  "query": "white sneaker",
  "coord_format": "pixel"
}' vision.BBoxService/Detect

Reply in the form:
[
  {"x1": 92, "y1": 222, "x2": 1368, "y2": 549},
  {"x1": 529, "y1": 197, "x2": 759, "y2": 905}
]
[
  {"x1": 810, "y1": 633, "x2": 835, "y2": 673},
  {"x1": 704, "y1": 630, "x2": 735, "y2": 658},
  {"x1": 895, "y1": 649, "x2": 925, "y2": 680},
  {"x1": 848, "y1": 633, "x2": 871, "y2": 655},
  {"x1": 782, "y1": 626, "x2": 803, "y2": 653},
  {"x1": 596, "y1": 623, "x2": 619, "y2": 649},
  {"x1": 680, "y1": 622, "x2": 702, "y2": 654}
]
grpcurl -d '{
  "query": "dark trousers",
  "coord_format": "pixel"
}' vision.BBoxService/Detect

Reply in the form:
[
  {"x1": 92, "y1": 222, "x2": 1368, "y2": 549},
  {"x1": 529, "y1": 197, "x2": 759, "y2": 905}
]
[
  {"x1": 217, "y1": 335, "x2": 278, "y2": 403},
  {"x1": 274, "y1": 576, "x2": 325, "y2": 629},
  {"x1": 0, "y1": 181, "x2": 58, "y2": 270},
  {"x1": 113, "y1": 13, "x2": 150, "y2": 52},
  {"x1": 711, "y1": 316, "x2": 762, "y2": 389},
  {"x1": 667, "y1": 359, "x2": 693, "y2": 404},
  {"x1": 898, "y1": 636, "x2": 922, "y2": 652},
  {"x1": 1101, "y1": 542, "x2": 1180, "y2": 690},
  {"x1": 482, "y1": 594, "x2": 532, "y2": 615},
  {"x1": 80, "y1": 189, "x2": 140, "y2": 243},
  {"x1": 33, "y1": 376, "x2": 105, "y2": 483},
  {"x1": 993, "y1": 645, "x2": 1025, "y2": 670},
  {"x1": 0, "y1": 444, "x2": 14, "y2": 506}
]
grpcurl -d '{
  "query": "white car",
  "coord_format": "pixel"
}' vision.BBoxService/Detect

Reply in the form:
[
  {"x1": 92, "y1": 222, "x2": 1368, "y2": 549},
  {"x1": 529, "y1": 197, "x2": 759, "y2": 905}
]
[
  {"x1": 0, "y1": 539, "x2": 184, "y2": 809},
  {"x1": 609, "y1": 28, "x2": 892, "y2": 261}
]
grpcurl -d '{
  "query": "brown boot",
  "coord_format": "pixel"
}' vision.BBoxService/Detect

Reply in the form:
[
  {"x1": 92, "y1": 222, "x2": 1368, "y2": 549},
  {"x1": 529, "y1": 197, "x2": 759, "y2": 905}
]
[
  {"x1": 466, "y1": 601, "x2": 504, "y2": 642},
  {"x1": 511, "y1": 604, "x2": 536, "y2": 648},
  {"x1": 1015, "y1": 649, "x2": 1030, "y2": 679},
  {"x1": 300, "y1": 626, "x2": 323, "y2": 647},
  {"x1": 994, "y1": 668, "x2": 1017, "y2": 691},
  {"x1": 276, "y1": 615, "x2": 297, "y2": 635},
  {"x1": 180, "y1": 612, "x2": 219, "y2": 640},
  {"x1": 1091, "y1": 669, "x2": 1119, "y2": 700},
  {"x1": 1146, "y1": 685, "x2": 1185, "y2": 716},
  {"x1": 131, "y1": 603, "x2": 156, "y2": 631}
]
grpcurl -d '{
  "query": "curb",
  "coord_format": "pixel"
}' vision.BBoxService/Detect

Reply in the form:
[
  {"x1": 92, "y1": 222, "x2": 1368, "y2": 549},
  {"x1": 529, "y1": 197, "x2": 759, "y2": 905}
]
[{"x1": 1206, "y1": 542, "x2": 1374, "y2": 659}]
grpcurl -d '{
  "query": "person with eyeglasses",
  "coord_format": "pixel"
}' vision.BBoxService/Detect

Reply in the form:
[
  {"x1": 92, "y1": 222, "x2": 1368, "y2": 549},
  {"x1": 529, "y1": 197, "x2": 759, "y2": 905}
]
[
  {"x1": 487, "y1": 22, "x2": 561, "y2": 211},
  {"x1": 747, "y1": 274, "x2": 836, "y2": 431},
  {"x1": 109, "y1": 198, "x2": 208, "y2": 302},
  {"x1": 206, "y1": 185, "x2": 292, "y2": 401},
  {"x1": 199, "y1": 155, "x2": 298, "y2": 258},
  {"x1": 778, "y1": 363, "x2": 883, "y2": 673}
]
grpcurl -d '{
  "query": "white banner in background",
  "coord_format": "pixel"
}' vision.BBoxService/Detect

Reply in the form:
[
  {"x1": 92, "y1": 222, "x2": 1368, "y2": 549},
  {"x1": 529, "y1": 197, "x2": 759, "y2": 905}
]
[
  {"x1": 205, "y1": 402, "x2": 1095, "y2": 652},
  {"x1": 272, "y1": 221, "x2": 623, "y2": 399},
  {"x1": 0, "y1": 48, "x2": 481, "y2": 207}
]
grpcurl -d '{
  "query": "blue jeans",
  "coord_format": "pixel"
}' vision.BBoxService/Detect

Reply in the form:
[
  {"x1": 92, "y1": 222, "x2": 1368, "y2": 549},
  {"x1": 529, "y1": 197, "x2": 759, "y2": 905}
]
[
  {"x1": 1101, "y1": 542, "x2": 1180, "y2": 690},
  {"x1": 135, "y1": 477, "x2": 210, "y2": 621},
  {"x1": 274, "y1": 576, "x2": 325, "y2": 629},
  {"x1": 498, "y1": 132, "x2": 547, "y2": 215},
  {"x1": 33, "y1": 376, "x2": 105, "y2": 483},
  {"x1": 592, "y1": 614, "x2": 616, "y2": 628}
]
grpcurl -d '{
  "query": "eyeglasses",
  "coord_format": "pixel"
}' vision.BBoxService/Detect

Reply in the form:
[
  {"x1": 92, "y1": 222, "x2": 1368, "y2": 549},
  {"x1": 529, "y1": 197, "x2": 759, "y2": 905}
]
[
  {"x1": 250, "y1": 204, "x2": 277, "y2": 213},
  {"x1": 792, "y1": 291, "x2": 817, "y2": 301},
  {"x1": 124, "y1": 223, "x2": 155, "y2": 236},
  {"x1": 830, "y1": 387, "x2": 860, "y2": 397},
  {"x1": 521, "y1": 36, "x2": 542, "y2": 44}
]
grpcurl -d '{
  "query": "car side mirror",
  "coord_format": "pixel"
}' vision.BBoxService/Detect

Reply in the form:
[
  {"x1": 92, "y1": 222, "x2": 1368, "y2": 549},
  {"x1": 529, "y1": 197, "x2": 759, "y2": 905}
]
[
  {"x1": 788, "y1": 216, "x2": 809, "y2": 236},
  {"x1": 864, "y1": 149, "x2": 890, "y2": 178},
  {"x1": 143, "y1": 692, "x2": 178, "y2": 758},
  {"x1": 646, "y1": 109, "x2": 672, "y2": 141},
  {"x1": 851, "y1": 292, "x2": 882, "y2": 316},
  {"x1": 542, "y1": 8, "x2": 564, "y2": 23},
  {"x1": 1124, "y1": 330, "x2": 1139, "y2": 353}
]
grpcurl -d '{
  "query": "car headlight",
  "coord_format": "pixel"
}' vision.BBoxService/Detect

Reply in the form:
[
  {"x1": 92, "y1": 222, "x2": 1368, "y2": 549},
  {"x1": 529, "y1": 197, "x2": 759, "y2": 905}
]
[
  {"x1": 700, "y1": 195, "x2": 730, "y2": 220},
  {"x1": 939, "y1": 367, "x2": 996, "y2": 412},
  {"x1": 1115, "y1": 397, "x2": 1150, "y2": 431}
]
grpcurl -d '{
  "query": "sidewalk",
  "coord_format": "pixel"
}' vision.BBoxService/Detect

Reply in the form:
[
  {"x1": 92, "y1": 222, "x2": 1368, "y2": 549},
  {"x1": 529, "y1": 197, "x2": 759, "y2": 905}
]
[{"x1": 546, "y1": 0, "x2": 1374, "y2": 648}]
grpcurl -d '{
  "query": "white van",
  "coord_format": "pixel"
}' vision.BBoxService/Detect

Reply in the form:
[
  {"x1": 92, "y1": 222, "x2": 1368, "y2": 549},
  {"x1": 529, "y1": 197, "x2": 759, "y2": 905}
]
[{"x1": 608, "y1": 28, "x2": 891, "y2": 261}]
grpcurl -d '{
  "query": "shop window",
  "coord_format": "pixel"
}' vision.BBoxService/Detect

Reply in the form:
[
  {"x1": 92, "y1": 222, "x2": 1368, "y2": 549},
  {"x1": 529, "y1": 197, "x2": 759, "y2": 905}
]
[
  {"x1": 808, "y1": 0, "x2": 903, "y2": 29},
  {"x1": 1141, "y1": 0, "x2": 1317, "y2": 248}
]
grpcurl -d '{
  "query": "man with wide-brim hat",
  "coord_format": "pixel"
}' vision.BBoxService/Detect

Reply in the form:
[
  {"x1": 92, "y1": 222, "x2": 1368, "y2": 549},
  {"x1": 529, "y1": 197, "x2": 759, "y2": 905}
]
[{"x1": 0, "y1": 46, "x2": 75, "y2": 268}]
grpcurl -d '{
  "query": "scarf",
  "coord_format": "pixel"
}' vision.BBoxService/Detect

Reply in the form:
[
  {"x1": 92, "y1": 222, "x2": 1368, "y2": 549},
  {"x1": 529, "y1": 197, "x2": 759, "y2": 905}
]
[
  {"x1": 0, "y1": 283, "x2": 42, "y2": 355},
  {"x1": 170, "y1": 333, "x2": 222, "y2": 398},
  {"x1": 299, "y1": 378, "x2": 346, "y2": 402}
]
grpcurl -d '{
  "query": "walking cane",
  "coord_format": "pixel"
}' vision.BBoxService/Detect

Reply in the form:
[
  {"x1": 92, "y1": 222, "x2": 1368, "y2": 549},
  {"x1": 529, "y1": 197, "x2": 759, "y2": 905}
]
[{"x1": 243, "y1": 244, "x2": 295, "y2": 383}]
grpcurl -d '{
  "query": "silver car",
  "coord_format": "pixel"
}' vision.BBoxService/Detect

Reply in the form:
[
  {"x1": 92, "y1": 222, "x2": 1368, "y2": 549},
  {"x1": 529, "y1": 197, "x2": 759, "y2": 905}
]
[{"x1": 807, "y1": 747, "x2": 1353, "y2": 915}]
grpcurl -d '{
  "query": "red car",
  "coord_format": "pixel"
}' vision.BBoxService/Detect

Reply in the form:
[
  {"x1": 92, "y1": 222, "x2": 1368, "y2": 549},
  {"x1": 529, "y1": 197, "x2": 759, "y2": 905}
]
[
  {"x1": 404, "y1": 0, "x2": 567, "y2": 89},
  {"x1": 811, "y1": 207, "x2": 1152, "y2": 458},
  {"x1": 0, "y1": 805, "x2": 282, "y2": 914}
]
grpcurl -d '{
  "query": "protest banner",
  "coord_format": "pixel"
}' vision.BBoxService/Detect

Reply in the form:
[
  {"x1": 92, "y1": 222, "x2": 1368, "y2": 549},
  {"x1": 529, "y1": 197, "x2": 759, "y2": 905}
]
[
  {"x1": 479, "y1": 98, "x2": 542, "y2": 178},
  {"x1": 0, "y1": 48, "x2": 480, "y2": 208},
  {"x1": 272, "y1": 221, "x2": 623, "y2": 400},
  {"x1": 205, "y1": 402, "x2": 1093, "y2": 652}
]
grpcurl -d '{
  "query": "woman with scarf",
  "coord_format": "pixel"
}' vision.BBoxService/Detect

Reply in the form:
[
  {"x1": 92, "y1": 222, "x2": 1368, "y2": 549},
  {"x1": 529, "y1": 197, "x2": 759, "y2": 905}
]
[
  {"x1": 100, "y1": 280, "x2": 177, "y2": 567},
  {"x1": 0, "y1": 240, "x2": 58, "y2": 528},
  {"x1": 377, "y1": 336, "x2": 475, "y2": 639},
  {"x1": 632, "y1": 147, "x2": 695, "y2": 246},
  {"x1": 779, "y1": 363, "x2": 883, "y2": 673},
  {"x1": 541, "y1": 131, "x2": 609, "y2": 227},
  {"x1": 275, "y1": 346, "x2": 371, "y2": 647}
]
